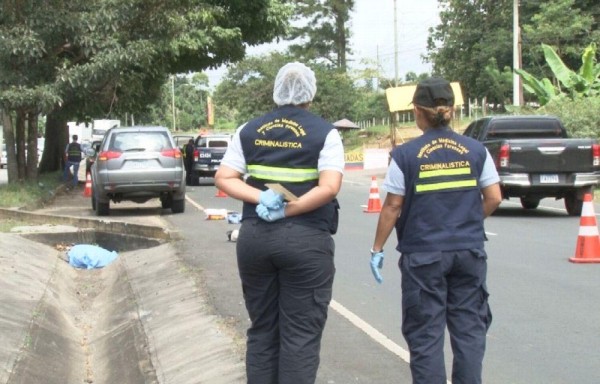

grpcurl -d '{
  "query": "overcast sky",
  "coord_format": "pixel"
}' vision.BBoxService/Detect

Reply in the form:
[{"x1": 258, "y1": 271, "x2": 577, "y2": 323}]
[
  {"x1": 205, "y1": 0, "x2": 441, "y2": 88},
  {"x1": 350, "y1": 0, "x2": 440, "y2": 78}
]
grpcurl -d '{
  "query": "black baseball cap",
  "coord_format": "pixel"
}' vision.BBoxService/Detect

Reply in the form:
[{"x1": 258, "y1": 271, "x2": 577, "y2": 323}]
[{"x1": 412, "y1": 77, "x2": 454, "y2": 107}]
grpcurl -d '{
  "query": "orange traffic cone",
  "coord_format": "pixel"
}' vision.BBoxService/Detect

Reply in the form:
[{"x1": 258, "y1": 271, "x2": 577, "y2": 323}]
[
  {"x1": 83, "y1": 172, "x2": 92, "y2": 197},
  {"x1": 215, "y1": 188, "x2": 228, "y2": 198},
  {"x1": 364, "y1": 176, "x2": 382, "y2": 213},
  {"x1": 569, "y1": 193, "x2": 600, "y2": 263}
]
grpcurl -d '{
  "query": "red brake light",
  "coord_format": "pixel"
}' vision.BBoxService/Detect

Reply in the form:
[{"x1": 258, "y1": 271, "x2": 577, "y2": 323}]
[
  {"x1": 593, "y1": 144, "x2": 600, "y2": 167},
  {"x1": 498, "y1": 144, "x2": 510, "y2": 168},
  {"x1": 161, "y1": 148, "x2": 181, "y2": 158},
  {"x1": 98, "y1": 150, "x2": 122, "y2": 161},
  {"x1": 194, "y1": 149, "x2": 199, "y2": 162}
]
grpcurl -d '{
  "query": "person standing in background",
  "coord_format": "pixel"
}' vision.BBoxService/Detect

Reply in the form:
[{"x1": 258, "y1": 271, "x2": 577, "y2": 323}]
[
  {"x1": 184, "y1": 138, "x2": 195, "y2": 185},
  {"x1": 369, "y1": 77, "x2": 502, "y2": 384},
  {"x1": 63, "y1": 134, "x2": 83, "y2": 189},
  {"x1": 215, "y1": 62, "x2": 344, "y2": 384}
]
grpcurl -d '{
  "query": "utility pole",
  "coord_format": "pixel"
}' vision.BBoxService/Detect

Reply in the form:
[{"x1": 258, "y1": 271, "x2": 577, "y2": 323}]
[
  {"x1": 393, "y1": 0, "x2": 399, "y2": 87},
  {"x1": 513, "y1": 0, "x2": 523, "y2": 107},
  {"x1": 171, "y1": 75, "x2": 176, "y2": 131}
]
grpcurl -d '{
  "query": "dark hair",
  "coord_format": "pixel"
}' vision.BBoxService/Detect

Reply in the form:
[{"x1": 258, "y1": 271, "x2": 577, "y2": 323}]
[
  {"x1": 72, "y1": 134, "x2": 78, "y2": 141},
  {"x1": 415, "y1": 101, "x2": 453, "y2": 128}
]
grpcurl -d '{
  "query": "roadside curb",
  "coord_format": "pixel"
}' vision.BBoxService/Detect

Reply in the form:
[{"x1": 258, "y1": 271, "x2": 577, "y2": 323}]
[{"x1": 0, "y1": 207, "x2": 181, "y2": 241}]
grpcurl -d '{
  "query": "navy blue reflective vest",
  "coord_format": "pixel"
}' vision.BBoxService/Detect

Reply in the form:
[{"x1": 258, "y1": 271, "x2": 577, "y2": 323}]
[
  {"x1": 391, "y1": 127, "x2": 487, "y2": 252},
  {"x1": 240, "y1": 105, "x2": 339, "y2": 233},
  {"x1": 66, "y1": 142, "x2": 82, "y2": 162}
]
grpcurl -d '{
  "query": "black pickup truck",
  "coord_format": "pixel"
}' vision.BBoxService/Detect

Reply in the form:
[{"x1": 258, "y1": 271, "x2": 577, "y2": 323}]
[{"x1": 463, "y1": 115, "x2": 600, "y2": 215}]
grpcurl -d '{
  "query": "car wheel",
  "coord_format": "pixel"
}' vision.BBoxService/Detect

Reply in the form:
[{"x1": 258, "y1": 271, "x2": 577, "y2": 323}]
[
  {"x1": 520, "y1": 197, "x2": 540, "y2": 210},
  {"x1": 171, "y1": 198, "x2": 185, "y2": 213},
  {"x1": 161, "y1": 195, "x2": 173, "y2": 209},
  {"x1": 564, "y1": 193, "x2": 583, "y2": 216},
  {"x1": 96, "y1": 200, "x2": 110, "y2": 216},
  {"x1": 91, "y1": 192, "x2": 97, "y2": 211}
]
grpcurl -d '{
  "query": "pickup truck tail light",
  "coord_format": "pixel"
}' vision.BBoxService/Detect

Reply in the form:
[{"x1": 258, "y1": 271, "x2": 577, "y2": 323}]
[
  {"x1": 498, "y1": 144, "x2": 510, "y2": 168},
  {"x1": 593, "y1": 144, "x2": 600, "y2": 167},
  {"x1": 193, "y1": 149, "x2": 199, "y2": 162},
  {"x1": 98, "y1": 150, "x2": 122, "y2": 161}
]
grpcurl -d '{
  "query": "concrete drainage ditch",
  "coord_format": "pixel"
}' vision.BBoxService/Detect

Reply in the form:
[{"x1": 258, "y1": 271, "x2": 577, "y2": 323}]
[
  {"x1": 22, "y1": 230, "x2": 163, "y2": 253},
  {"x1": 1, "y1": 228, "x2": 245, "y2": 384}
]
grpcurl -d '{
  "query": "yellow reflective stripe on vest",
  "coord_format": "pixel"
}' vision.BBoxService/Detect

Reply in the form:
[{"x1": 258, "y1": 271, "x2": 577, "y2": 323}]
[
  {"x1": 419, "y1": 167, "x2": 471, "y2": 179},
  {"x1": 416, "y1": 179, "x2": 477, "y2": 193},
  {"x1": 248, "y1": 164, "x2": 319, "y2": 182}
]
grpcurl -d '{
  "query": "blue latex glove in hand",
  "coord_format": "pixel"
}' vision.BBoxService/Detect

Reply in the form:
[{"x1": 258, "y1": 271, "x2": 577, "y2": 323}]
[
  {"x1": 370, "y1": 250, "x2": 384, "y2": 284},
  {"x1": 259, "y1": 189, "x2": 285, "y2": 209},
  {"x1": 256, "y1": 203, "x2": 287, "y2": 222}
]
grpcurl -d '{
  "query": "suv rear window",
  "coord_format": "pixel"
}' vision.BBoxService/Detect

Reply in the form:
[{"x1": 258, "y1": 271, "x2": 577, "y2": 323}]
[
  {"x1": 207, "y1": 140, "x2": 229, "y2": 148},
  {"x1": 109, "y1": 131, "x2": 173, "y2": 152},
  {"x1": 196, "y1": 135, "x2": 231, "y2": 148}
]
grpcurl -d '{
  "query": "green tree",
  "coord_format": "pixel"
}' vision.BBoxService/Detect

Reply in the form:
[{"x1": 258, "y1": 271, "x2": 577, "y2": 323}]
[
  {"x1": 516, "y1": 43, "x2": 600, "y2": 105},
  {"x1": 0, "y1": 0, "x2": 290, "y2": 182},
  {"x1": 480, "y1": 58, "x2": 513, "y2": 107},
  {"x1": 213, "y1": 53, "x2": 292, "y2": 126},
  {"x1": 287, "y1": 0, "x2": 355, "y2": 71},
  {"x1": 522, "y1": 0, "x2": 597, "y2": 72},
  {"x1": 425, "y1": 0, "x2": 598, "y2": 105},
  {"x1": 425, "y1": 0, "x2": 513, "y2": 102},
  {"x1": 404, "y1": 72, "x2": 430, "y2": 84},
  {"x1": 139, "y1": 73, "x2": 210, "y2": 132},
  {"x1": 311, "y1": 65, "x2": 359, "y2": 121},
  {"x1": 539, "y1": 97, "x2": 600, "y2": 139},
  {"x1": 513, "y1": 43, "x2": 600, "y2": 141}
]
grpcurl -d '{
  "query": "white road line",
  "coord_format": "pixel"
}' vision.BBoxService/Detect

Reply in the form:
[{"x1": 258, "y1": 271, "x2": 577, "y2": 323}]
[
  {"x1": 186, "y1": 195, "x2": 205, "y2": 212},
  {"x1": 329, "y1": 299, "x2": 410, "y2": 362},
  {"x1": 329, "y1": 299, "x2": 452, "y2": 384},
  {"x1": 485, "y1": 232, "x2": 497, "y2": 236},
  {"x1": 188, "y1": 189, "x2": 460, "y2": 383}
]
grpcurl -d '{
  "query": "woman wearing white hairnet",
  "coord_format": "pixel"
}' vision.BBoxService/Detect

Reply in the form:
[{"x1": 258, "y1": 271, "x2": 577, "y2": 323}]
[{"x1": 216, "y1": 62, "x2": 344, "y2": 384}]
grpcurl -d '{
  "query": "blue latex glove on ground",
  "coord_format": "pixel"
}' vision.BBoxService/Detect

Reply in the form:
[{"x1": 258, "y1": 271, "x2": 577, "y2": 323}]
[
  {"x1": 259, "y1": 189, "x2": 285, "y2": 209},
  {"x1": 256, "y1": 203, "x2": 287, "y2": 222},
  {"x1": 370, "y1": 250, "x2": 384, "y2": 284}
]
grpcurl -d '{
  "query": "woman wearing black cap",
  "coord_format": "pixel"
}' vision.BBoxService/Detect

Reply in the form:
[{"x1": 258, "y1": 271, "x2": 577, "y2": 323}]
[{"x1": 369, "y1": 77, "x2": 502, "y2": 384}]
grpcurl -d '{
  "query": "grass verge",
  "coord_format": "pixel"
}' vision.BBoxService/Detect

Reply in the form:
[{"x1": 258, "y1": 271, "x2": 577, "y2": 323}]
[
  {"x1": 0, "y1": 218, "x2": 34, "y2": 233},
  {"x1": 0, "y1": 171, "x2": 63, "y2": 209}
]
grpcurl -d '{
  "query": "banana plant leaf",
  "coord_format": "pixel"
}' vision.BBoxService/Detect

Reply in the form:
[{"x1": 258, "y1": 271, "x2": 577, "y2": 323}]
[
  {"x1": 542, "y1": 44, "x2": 579, "y2": 90},
  {"x1": 515, "y1": 68, "x2": 557, "y2": 105}
]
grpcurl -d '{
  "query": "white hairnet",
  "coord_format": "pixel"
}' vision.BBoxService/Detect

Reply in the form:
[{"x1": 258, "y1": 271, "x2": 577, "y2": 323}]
[{"x1": 273, "y1": 62, "x2": 317, "y2": 106}]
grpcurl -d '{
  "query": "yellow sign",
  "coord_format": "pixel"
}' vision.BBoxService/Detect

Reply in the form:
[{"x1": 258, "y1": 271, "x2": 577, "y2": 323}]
[
  {"x1": 344, "y1": 151, "x2": 364, "y2": 163},
  {"x1": 385, "y1": 82, "x2": 464, "y2": 113}
]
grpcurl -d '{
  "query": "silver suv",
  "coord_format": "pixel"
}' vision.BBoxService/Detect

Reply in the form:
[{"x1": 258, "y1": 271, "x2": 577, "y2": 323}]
[{"x1": 90, "y1": 126, "x2": 186, "y2": 216}]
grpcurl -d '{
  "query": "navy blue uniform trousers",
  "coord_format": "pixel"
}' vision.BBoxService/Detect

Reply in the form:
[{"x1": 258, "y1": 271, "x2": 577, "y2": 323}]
[
  {"x1": 400, "y1": 249, "x2": 492, "y2": 384},
  {"x1": 237, "y1": 219, "x2": 335, "y2": 384}
]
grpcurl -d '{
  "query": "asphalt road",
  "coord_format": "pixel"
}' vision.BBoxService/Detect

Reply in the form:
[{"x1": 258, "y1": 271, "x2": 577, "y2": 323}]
[
  {"x1": 2, "y1": 167, "x2": 599, "y2": 383},
  {"x1": 172, "y1": 172, "x2": 600, "y2": 384}
]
